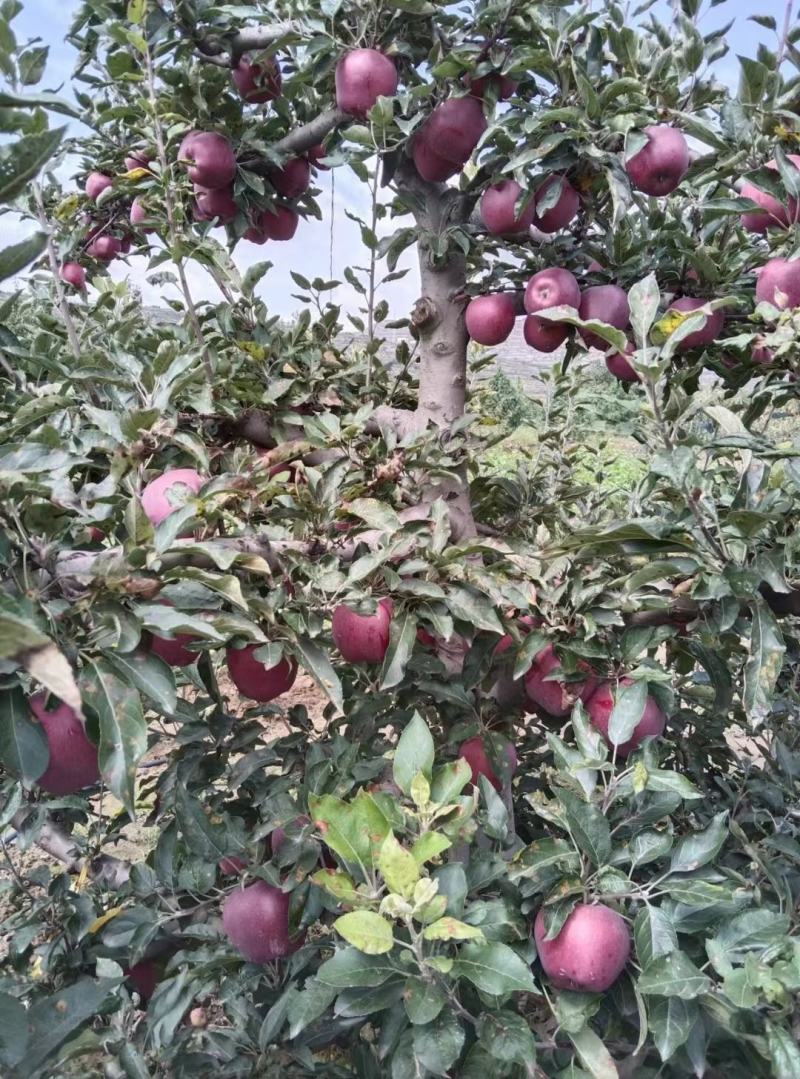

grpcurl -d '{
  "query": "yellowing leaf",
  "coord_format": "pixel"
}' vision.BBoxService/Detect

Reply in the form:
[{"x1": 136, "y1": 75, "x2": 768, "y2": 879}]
[
  {"x1": 378, "y1": 832, "x2": 420, "y2": 900},
  {"x1": 411, "y1": 832, "x2": 451, "y2": 866},
  {"x1": 122, "y1": 167, "x2": 151, "y2": 181},
  {"x1": 88, "y1": 906, "x2": 124, "y2": 934},
  {"x1": 423, "y1": 917, "x2": 486, "y2": 943},
  {"x1": 334, "y1": 911, "x2": 394, "y2": 955}
]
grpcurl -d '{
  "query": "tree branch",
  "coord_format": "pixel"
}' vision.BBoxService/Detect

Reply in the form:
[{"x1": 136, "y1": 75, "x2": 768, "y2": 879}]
[
  {"x1": 273, "y1": 108, "x2": 348, "y2": 156},
  {"x1": 11, "y1": 808, "x2": 130, "y2": 888}
]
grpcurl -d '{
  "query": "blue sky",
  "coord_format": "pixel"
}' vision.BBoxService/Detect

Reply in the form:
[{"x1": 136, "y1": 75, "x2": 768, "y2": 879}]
[{"x1": 11, "y1": 0, "x2": 798, "y2": 319}]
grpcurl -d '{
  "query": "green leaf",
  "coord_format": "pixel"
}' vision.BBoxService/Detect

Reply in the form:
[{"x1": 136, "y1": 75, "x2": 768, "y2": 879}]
[
  {"x1": 629, "y1": 829, "x2": 673, "y2": 868},
  {"x1": 347, "y1": 498, "x2": 402, "y2": 532},
  {"x1": 0, "y1": 990, "x2": 28, "y2": 1068},
  {"x1": 309, "y1": 790, "x2": 391, "y2": 872},
  {"x1": 0, "y1": 231, "x2": 45, "y2": 283},
  {"x1": 429, "y1": 757, "x2": 472, "y2": 804},
  {"x1": 423, "y1": 917, "x2": 485, "y2": 943},
  {"x1": 743, "y1": 600, "x2": 785, "y2": 725},
  {"x1": 669, "y1": 811, "x2": 728, "y2": 873},
  {"x1": 287, "y1": 980, "x2": 337, "y2": 1038},
  {"x1": 452, "y1": 941, "x2": 537, "y2": 995},
  {"x1": 0, "y1": 89, "x2": 77, "y2": 117},
  {"x1": 649, "y1": 997, "x2": 698, "y2": 1062},
  {"x1": 413, "y1": 1010, "x2": 465, "y2": 1076},
  {"x1": 476, "y1": 1010, "x2": 536, "y2": 1065},
  {"x1": 634, "y1": 907, "x2": 678, "y2": 968},
  {"x1": 81, "y1": 659, "x2": 146, "y2": 816},
  {"x1": 768, "y1": 1022, "x2": 800, "y2": 1079},
  {"x1": 393, "y1": 712, "x2": 434, "y2": 794},
  {"x1": 637, "y1": 952, "x2": 711, "y2": 999},
  {"x1": 316, "y1": 947, "x2": 398, "y2": 988},
  {"x1": 22, "y1": 978, "x2": 118, "y2": 1074},
  {"x1": 174, "y1": 783, "x2": 229, "y2": 862},
  {"x1": 106, "y1": 650, "x2": 177, "y2": 714},
  {"x1": 446, "y1": 584, "x2": 504, "y2": 635},
  {"x1": 411, "y1": 831, "x2": 451, "y2": 865},
  {"x1": 608, "y1": 679, "x2": 647, "y2": 747},
  {"x1": 333, "y1": 911, "x2": 394, "y2": 955},
  {"x1": 0, "y1": 126, "x2": 65, "y2": 202},
  {"x1": 378, "y1": 832, "x2": 420, "y2": 899},
  {"x1": 294, "y1": 637, "x2": 343, "y2": 714},
  {"x1": 404, "y1": 977, "x2": 445, "y2": 1024},
  {"x1": 311, "y1": 868, "x2": 363, "y2": 905},
  {"x1": 379, "y1": 608, "x2": 416, "y2": 690},
  {"x1": 567, "y1": 1025, "x2": 619, "y2": 1079},
  {"x1": 0, "y1": 685, "x2": 48, "y2": 784},
  {"x1": 555, "y1": 790, "x2": 611, "y2": 867}
]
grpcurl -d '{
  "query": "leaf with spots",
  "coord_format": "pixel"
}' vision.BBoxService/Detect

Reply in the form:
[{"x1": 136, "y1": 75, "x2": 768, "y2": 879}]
[{"x1": 81, "y1": 658, "x2": 147, "y2": 816}]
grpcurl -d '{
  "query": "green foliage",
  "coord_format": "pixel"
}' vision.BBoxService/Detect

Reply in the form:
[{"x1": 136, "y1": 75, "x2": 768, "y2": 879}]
[{"x1": 0, "y1": 1, "x2": 799, "y2": 1077}]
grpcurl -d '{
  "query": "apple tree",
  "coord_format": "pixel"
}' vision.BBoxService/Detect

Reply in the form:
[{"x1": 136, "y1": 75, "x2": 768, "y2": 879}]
[{"x1": 0, "y1": 0, "x2": 799, "y2": 1076}]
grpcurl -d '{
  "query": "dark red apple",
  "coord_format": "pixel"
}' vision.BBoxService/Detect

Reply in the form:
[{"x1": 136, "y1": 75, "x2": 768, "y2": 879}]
[
  {"x1": 755, "y1": 257, "x2": 800, "y2": 310},
  {"x1": 85, "y1": 172, "x2": 112, "y2": 201},
  {"x1": 465, "y1": 294, "x2": 516, "y2": 345},
  {"x1": 585, "y1": 678, "x2": 666, "y2": 757},
  {"x1": 625, "y1": 125, "x2": 689, "y2": 197},
  {"x1": 126, "y1": 959, "x2": 159, "y2": 1001},
  {"x1": 30, "y1": 693, "x2": 100, "y2": 795},
  {"x1": 218, "y1": 856, "x2": 248, "y2": 875},
  {"x1": 140, "y1": 468, "x2": 205, "y2": 526},
  {"x1": 740, "y1": 155, "x2": 800, "y2": 232},
  {"x1": 259, "y1": 206, "x2": 299, "y2": 241},
  {"x1": 422, "y1": 97, "x2": 486, "y2": 165},
  {"x1": 59, "y1": 262, "x2": 85, "y2": 289},
  {"x1": 532, "y1": 176, "x2": 580, "y2": 233},
  {"x1": 524, "y1": 643, "x2": 597, "y2": 718},
  {"x1": 332, "y1": 598, "x2": 393, "y2": 664},
  {"x1": 86, "y1": 235, "x2": 121, "y2": 261},
  {"x1": 468, "y1": 72, "x2": 517, "y2": 100},
  {"x1": 222, "y1": 881, "x2": 305, "y2": 962},
  {"x1": 667, "y1": 296, "x2": 724, "y2": 350},
  {"x1": 606, "y1": 343, "x2": 639, "y2": 382},
  {"x1": 232, "y1": 55, "x2": 282, "y2": 104},
  {"x1": 534, "y1": 903, "x2": 630, "y2": 992},
  {"x1": 307, "y1": 143, "x2": 330, "y2": 171},
  {"x1": 149, "y1": 631, "x2": 198, "y2": 668},
  {"x1": 458, "y1": 735, "x2": 518, "y2": 791},
  {"x1": 124, "y1": 152, "x2": 151, "y2": 172},
  {"x1": 178, "y1": 131, "x2": 237, "y2": 190},
  {"x1": 752, "y1": 340, "x2": 774, "y2": 365},
  {"x1": 193, "y1": 186, "x2": 238, "y2": 224},
  {"x1": 480, "y1": 180, "x2": 535, "y2": 235},
  {"x1": 269, "y1": 158, "x2": 311, "y2": 199},
  {"x1": 523, "y1": 315, "x2": 569, "y2": 353},
  {"x1": 579, "y1": 284, "x2": 630, "y2": 349},
  {"x1": 335, "y1": 49, "x2": 398, "y2": 117},
  {"x1": 226, "y1": 644, "x2": 298, "y2": 702},
  {"x1": 524, "y1": 267, "x2": 580, "y2": 315},
  {"x1": 411, "y1": 133, "x2": 460, "y2": 182}
]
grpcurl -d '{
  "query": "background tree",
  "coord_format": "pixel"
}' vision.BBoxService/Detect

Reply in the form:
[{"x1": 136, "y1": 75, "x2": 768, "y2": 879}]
[{"x1": 0, "y1": 1, "x2": 799, "y2": 1077}]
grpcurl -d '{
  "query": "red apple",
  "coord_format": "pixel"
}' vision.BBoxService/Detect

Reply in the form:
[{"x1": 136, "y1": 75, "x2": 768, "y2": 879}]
[
  {"x1": 752, "y1": 340, "x2": 774, "y2": 365},
  {"x1": 332, "y1": 598, "x2": 393, "y2": 664},
  {"x1": 178, "y1": 131, "x2": 237, "y2": 190},
  {"x1": 532, "y1": 175, "x2": 580, "y2": 233},
  {"x1": 411, "y1": 133, "x2": 460, "y2": 182},
  {"x1": 422, "y1": 97, "x2": 486, "y2": 165},
  {"x1": 193, "y1": 185, "x2": 238, "y2": 224},
  {"x1": 667, "y1": 296, "x2": 724, "y2": 350},
  {"x1": 124, "y1": 152, "x2": 151, "y2": 172},
  {"x1": 335, "y1": 49, "x2": 398, "y2": 117},
  {"x1": 458, "y1": 735, "x2": 518, "y2": 791},
  {"x1": 130, "y1": 196, "x2": 157, "y2": 232},
  {"x1": 140, "y1": 468, "x2": 205, "y2": 526},
  {"x1": 226, "y1": 644, "x2": 298, "y2": 702},
  {"x1": 85, "y1": 172, "x2": 113, "y2": 201},
  {"x1": 524, "y1": 643, "x2": 597, "y2": 718},
  {"x1": 523, "y1": 315, "x2": 569, "y2": 353},
  {"x1": 465, "y1": 293, "x2": 516, "y2": 345},
  {"x1": 260, "y1": 205, "x2": 300, "y2": 241},
  {"x1": 494, "y1": 614, "x2": 540, "y2": 657},
  {"x1": 585, "y1": 678, "x2": 666, "y2": 757},
  {"x1": 468, "y1": 72, "x2": 517, "y2": 100},
  {"x1": 59, "y1": 262, "x2": 85, "y2": 289},
  {"x1": 232, "y1": 55, "x2": 282, "y2": 104},
  {"x1": 126, "y1": 959, "x2": 159, "y2": 1002},
  {"x1": 218, "y1": 856, "x2": 248, "y2": 875},
  {"x1": 307, "y1": 143, "x2": 330, "y2": 171},
  {"x1": 149, "y1": 631, "x2": 198, "y2": 668},
  {"x1": 606, "y1": 343, "x2": 639, "y2": 382},
  {"x1": 269, "y1": 158, "x2": 311, "y2": 199},
  {"x1": 480, "y1": 180, "x2": 535, "y2": 235},
  {"x1": 755, "y1": 257, "x2": 800, "y2": 310},
  {"x1": 740, "y1": 155, "x2": 800, "y2": 232},
  {"x1": 86, "y1": 235, "x2": 121, "y2": 261},
  {"x1": 524, "y1": 267, "x2": 580, "y2": 315},
  {"x1": 625, "y1": 125, "x2": 689, "y2": 197},
  {"x1": 579, "y1": 284, "x2": 630, "y2": 349},
  {"x1": 29, "y1": 693, "x2": 100, "y2": 795},
  {"x1": 534, "y1": 903, "x2": 630, "y2": 992},
  {"x1": 222, "y1": 881, "x2": 305, "y2": 962}
]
